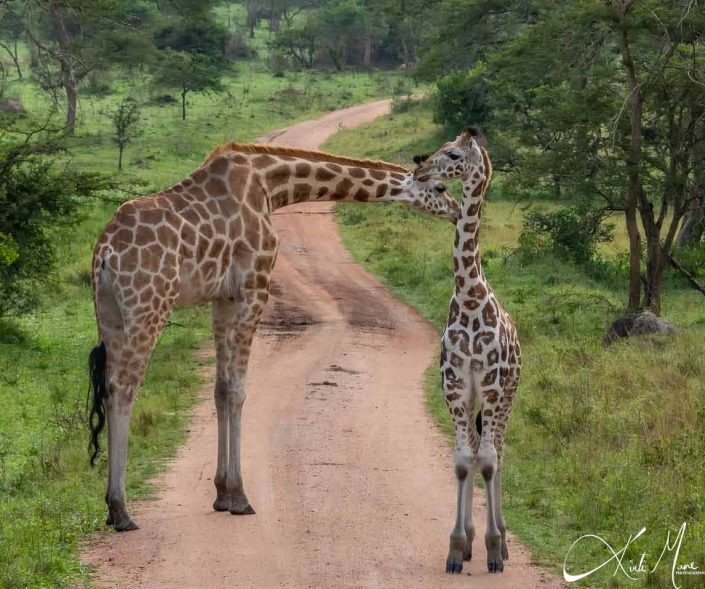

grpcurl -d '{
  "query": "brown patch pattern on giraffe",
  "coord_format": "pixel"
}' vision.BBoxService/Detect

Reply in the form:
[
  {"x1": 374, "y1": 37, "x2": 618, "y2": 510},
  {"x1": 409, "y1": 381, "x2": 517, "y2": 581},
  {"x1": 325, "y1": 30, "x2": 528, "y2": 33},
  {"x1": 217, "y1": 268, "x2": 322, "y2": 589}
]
[{"x1": 420, "y1": 137, "x2": 521, "y2": 574}]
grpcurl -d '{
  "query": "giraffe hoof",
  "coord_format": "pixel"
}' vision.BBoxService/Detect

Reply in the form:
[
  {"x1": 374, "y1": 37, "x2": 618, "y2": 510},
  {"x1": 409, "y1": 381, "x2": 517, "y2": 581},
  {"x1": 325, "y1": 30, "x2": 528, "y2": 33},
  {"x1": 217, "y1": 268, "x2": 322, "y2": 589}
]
[
  {"x1": 105, "y1": 514, "x2": 114, "y2": 526},
  {"x1": 446, "y1": 549, "x2": 464, "y2": 574},
  {"x1": 487, "y1": 559, "x2": 504, "y2": 573},
  {"x1": 213, "y1": 498, "x2": 231, "y2": 512},
  {"x1": 501, "y1": 544, "x2": 509, "y2": 560},
  {"x1": 229, "y1": 502, "x2": 255, "y2": 515},
  {"x1": 463, "y1": 548, "x2": 472, "y2": 561},
  {"x1": 114, "y1": 518, "x2": 139, "y2": 532}
]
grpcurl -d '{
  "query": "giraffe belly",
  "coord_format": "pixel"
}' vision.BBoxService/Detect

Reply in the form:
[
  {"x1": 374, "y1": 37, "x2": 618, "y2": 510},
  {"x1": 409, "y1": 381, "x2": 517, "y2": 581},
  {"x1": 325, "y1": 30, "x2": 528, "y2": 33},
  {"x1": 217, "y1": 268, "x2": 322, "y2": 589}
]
[{"x1": 174, "y1": 262, "x2": 222, "y2": 306}]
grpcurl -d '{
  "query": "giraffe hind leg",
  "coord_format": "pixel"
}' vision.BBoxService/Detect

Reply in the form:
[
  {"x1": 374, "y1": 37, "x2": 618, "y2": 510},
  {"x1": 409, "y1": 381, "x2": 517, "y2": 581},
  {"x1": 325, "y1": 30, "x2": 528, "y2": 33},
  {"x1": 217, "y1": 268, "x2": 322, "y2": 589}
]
[{"x1": 101, "y1": 309, "x2": 173, "y2": 531}]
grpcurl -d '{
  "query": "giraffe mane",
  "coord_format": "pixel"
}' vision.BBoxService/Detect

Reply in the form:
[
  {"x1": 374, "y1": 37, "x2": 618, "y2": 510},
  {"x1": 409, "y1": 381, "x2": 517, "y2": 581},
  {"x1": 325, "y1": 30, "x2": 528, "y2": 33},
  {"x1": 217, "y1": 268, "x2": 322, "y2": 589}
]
[
  {"x1": 203, "y1": 141, "x2": 409, "y2": 173},
  {"x1": 479, "y1": 146, "x2": 492, "y2": 194}
]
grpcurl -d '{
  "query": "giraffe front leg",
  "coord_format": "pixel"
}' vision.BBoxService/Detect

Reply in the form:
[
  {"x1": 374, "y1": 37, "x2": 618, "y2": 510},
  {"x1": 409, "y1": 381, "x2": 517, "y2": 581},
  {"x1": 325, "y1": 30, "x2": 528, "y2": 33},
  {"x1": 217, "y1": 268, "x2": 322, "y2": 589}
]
[
  {"x1": 446, "y1": 445, "x2": 473, "y2": 573},
  {"x1": 212, "y1": 306, "x2": 232, "y2": 512},
  {"x1": 226, "y1": 369, "x2": 255, "y2": 515},
  {"x1": 463, "y1": 413, "x2": 480, "y2": 561},
  {"x1": 442, "y1": 367, "x2": 473, "y2": 574},
  {"x1": 477, "y1": 411, "x2": 502, "y2": 573},
  {"x1": 495, "y1": 458, "x2": 508, "y2": 561},
  {"x1": 211, "y1": 299, "x2": 257, "y2": 515},
  {"x1": 494, "y1": 413, "x2": 512, "y2": 561}
]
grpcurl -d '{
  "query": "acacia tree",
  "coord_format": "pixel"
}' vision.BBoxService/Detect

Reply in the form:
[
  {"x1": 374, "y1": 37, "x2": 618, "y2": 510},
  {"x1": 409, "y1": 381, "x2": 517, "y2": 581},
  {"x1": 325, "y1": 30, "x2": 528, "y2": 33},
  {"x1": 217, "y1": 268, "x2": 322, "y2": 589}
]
[
  {"x1": 152, "y1": 49, "x2": 222, "y2": 120},
  {"x1": 24, "y1": 0, "x2": 153, "y2": 135},
  {"x1": 111, "y1": 97, "x2": 140, "y2": 171}
]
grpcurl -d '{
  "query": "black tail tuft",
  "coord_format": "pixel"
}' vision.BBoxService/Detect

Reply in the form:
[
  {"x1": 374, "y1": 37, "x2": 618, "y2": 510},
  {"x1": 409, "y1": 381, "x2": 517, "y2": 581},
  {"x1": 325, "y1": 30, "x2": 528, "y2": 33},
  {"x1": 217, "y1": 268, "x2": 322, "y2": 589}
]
[
  {"x1": 88, "y1": 342, "x2": 107, "y2": 467},
  {"x1": 475, "y1": 410, "x2": 483, "y2": 435}
]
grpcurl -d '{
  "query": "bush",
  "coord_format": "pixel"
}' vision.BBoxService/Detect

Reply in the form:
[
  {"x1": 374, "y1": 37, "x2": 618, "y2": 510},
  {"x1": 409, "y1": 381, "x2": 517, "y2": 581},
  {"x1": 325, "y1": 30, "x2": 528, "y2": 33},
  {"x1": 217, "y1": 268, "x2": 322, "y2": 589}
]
[
  {"x1": 390, "y1": 77, "x2": 416, "y2": 114},
  {"x1": 0, "y1": 152, "x2": 103, "y2": 316},
  {"x1": 431, "y1": 67, "x2": 492, "y2": 130},
  {"x1": 519, "y1": 204, "x2": 614, "y2": 265}
]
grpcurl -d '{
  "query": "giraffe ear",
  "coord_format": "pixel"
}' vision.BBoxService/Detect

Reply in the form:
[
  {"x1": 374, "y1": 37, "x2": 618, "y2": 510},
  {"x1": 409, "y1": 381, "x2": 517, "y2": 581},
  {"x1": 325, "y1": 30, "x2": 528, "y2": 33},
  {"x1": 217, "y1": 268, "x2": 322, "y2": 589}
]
[
  {"x1": 461, "y1": 126, "x2": 486, "y2": 146},
  {"x1": 413, "y1": 154, "x2": 429, "y2": 165}
]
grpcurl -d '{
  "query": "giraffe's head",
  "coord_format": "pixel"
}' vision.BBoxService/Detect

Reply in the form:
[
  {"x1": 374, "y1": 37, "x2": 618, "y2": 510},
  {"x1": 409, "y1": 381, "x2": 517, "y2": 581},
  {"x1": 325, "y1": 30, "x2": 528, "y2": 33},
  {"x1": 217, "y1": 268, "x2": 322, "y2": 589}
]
[
  {"x1": 413, "y1": 126, "x2": 485, "y2": 181},
  {"x1": 397, "y1": 174, "x2": 460, "y2": 222}
]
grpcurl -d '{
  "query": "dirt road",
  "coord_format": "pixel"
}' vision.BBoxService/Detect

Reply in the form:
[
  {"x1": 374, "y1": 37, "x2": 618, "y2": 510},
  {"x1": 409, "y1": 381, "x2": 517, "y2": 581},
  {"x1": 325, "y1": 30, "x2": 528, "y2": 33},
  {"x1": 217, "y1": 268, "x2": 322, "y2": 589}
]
[{"x1": 84, "y1": 101, "x2": 562, "y2": 588}]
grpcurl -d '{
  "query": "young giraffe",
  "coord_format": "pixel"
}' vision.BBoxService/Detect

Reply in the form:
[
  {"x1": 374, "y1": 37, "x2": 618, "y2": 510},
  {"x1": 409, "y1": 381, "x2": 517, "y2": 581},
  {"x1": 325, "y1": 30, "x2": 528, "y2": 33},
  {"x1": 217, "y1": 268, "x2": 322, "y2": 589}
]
[
  {"x1": 414, "y1": 128, "x2": 521, "y2": 574},
  {"x1": 87, "y1": 142, "x2": 460, "y2": 531}
]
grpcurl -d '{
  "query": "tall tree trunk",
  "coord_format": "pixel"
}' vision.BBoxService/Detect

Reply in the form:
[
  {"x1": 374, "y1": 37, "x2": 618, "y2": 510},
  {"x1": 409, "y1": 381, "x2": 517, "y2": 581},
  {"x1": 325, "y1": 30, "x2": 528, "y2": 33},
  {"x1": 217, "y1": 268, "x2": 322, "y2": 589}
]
[
  {"x1": 328, "y1": 47, "x2": 343, "y2": 72},
  {"x1": 639, "y1": 197, "x2": 662, "y2": 313},
  {"x1": 247, "y1": 1, "x2": 257, "y2": 38},
  {"x1": 401, "y1": 37, "x2": 410, "y2": 66},
  {"x1": 12, "y1": 40, "x2": 20, "y2": 78},
  {"x1": 65, "y1": 77, "x2": 77, "y2": 132},
  {"x1": 181, "y1": 88, "x2": 187, "y2": 120},
  {"x1": 618, "y1": 10, "x2": 644, "y2": 311},
  {"x1": 677, "y1": 150, "x2": 705, "y2": 246},
  {"x1": 363, "y1": 38, "x2": 371, "y2": 67},
  {"x1": 48, "y1": 2, "x2": 77, "y2": 135},
  {"x1": 118, "y1": 145, "x2": 124, "y2": 171}
]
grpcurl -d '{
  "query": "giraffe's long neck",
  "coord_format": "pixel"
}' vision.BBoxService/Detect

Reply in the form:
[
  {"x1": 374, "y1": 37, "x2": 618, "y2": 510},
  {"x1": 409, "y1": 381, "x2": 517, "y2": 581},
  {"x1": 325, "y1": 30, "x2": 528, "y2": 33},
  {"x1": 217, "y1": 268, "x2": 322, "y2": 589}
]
[
  {"x1": 453, "y1": 172, "x2": 487, "y2": 300},
  {"x1": 255, "y1": 155, "x2": 409, "y2": 210}
]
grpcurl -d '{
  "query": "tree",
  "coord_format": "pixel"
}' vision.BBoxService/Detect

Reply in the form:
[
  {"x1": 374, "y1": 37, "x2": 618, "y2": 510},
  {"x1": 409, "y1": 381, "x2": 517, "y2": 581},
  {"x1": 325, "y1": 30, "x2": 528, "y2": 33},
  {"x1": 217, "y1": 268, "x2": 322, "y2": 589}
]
[
  {"x1": 24, "y1": 0, "x2": 154, "y2": 135},
  {"x1": 152, "y1": 49, "x2": 222, "y2": 120},
  {"x1": 270, "y1": 17, "x2": 318, "y2": 68},
  {"x1": 0, "y1": 1, "x2": 26, "y2": 79},
  {"x1": 315, "y1": 0, "x2": 381, "y2": 71},
  {"x1": 425, "y1": 0, "x2": 705, "y2": 314},
  {"x1": 153, "y1": 19, "x2": 228, "y2": 63},
  {"x1": 245, "y1": 0, "x2": 258, "y2": 38},
  {"x1": 111, "y1": 97, "x2": 140, "y2": 171}
]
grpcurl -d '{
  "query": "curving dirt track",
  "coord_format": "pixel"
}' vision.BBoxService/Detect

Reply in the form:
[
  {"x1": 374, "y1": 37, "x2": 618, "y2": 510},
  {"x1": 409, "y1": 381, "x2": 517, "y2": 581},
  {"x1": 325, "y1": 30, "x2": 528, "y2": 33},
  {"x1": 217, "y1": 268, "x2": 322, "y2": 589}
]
[{"x1": 83, "y1": 100, "x2": 563, "y2": 588}]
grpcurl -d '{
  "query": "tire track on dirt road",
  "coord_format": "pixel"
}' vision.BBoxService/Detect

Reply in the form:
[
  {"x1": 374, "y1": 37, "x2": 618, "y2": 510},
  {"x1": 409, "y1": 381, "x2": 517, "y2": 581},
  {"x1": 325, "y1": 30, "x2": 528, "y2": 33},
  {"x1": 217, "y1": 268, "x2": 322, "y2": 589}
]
[{"x1": 84, "y1": 99, "x2": 563, "y2": 588}]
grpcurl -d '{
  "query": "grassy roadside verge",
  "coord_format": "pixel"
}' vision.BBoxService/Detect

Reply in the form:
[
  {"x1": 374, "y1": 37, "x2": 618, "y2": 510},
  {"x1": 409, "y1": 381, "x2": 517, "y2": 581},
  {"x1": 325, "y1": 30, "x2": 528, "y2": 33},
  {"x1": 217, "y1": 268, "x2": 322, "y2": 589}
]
[
  {"x1": 324, "y1": 102, "x2": 705, "y2": 588},
  {"x1": 0, "y1": 58, "x2": 415, "y2": 587}
]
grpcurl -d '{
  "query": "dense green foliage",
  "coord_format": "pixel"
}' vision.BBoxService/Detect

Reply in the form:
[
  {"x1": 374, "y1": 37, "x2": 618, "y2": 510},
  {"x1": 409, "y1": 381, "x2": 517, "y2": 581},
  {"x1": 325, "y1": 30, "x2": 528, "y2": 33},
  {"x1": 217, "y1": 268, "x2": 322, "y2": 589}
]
[
  {"x1": 327, "y1": 104, "x2": 705, "y2": 588},
  {"x1": 420, "y1": 0, "x2": 705, "y2": 313},
  {"x1": 0, "y1": 145, "x2": 104, "y2": 317},
  {"x1": 520, "y1": 204, "x2": 614, "y2": 266}
]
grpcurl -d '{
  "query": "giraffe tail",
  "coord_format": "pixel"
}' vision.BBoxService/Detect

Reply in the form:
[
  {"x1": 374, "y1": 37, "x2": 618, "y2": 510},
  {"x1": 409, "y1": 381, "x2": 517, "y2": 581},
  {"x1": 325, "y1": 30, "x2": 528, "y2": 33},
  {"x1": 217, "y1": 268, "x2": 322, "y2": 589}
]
[{"x1": 87, "y1": 341, "x2": 107, "y2": 466}]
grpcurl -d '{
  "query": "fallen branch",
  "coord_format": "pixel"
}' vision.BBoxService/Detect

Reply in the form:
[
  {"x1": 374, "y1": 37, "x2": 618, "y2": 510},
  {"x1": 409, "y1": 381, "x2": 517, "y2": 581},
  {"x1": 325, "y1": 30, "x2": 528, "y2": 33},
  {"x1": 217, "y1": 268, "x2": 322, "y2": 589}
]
[{"x1": 668, "y1": 254, "x2": 705, "y2": 297}]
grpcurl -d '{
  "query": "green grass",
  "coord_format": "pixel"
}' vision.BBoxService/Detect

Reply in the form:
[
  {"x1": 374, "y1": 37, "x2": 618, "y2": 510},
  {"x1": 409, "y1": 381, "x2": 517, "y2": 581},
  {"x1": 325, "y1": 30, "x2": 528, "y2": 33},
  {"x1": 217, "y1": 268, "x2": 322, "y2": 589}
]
[
  {"x1": 325, "y1": 102, "x2": 705, "y2": 588},
  {"x1": 0, "y1": 18, "x2": 417, "y2": 587}
]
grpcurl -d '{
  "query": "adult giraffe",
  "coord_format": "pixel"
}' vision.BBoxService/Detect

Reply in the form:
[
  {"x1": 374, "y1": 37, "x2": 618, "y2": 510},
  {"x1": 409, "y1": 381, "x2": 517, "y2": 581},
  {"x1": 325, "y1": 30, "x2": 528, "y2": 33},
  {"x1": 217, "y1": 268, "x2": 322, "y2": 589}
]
[{"x1": 88, "y1": 141, "x2": 459, "y2": 531}]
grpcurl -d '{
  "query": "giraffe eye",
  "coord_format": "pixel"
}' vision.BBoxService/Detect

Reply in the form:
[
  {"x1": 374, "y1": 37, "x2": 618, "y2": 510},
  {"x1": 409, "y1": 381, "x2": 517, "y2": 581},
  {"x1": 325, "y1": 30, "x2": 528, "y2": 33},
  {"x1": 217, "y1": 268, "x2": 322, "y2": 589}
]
[
  {"x1": 435, "y1": 185, "x2": 447, "y2": 193},
  {"x1": 448, "y1": 153, "x2": 461, "y2": 161}
]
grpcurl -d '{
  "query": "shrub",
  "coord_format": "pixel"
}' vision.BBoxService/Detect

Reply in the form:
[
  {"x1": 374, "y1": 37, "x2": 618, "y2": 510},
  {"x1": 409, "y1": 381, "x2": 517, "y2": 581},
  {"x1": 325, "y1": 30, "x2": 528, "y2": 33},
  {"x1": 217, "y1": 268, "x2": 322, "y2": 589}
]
[
  {"x1": 431, "y1": 67, "x2": 492, "y2": 130},
  {"x1": 0, "y1": 151, "x2": 103, "y2": 316},
  {"x1": 519, "y1": 204, "x2": 614, "y2": 265}
]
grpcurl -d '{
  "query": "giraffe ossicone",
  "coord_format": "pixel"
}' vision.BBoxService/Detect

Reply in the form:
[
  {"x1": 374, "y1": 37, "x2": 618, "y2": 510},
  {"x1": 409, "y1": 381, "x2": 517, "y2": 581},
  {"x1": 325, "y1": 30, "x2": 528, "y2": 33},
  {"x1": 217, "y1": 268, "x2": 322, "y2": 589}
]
[
  {"x1": 87, "y1": 141, "x2": 459, "y2": 531},
  {"x1": 415, "y1": 130, "x2": 522, "y2": 575}
]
